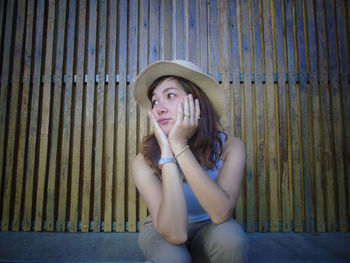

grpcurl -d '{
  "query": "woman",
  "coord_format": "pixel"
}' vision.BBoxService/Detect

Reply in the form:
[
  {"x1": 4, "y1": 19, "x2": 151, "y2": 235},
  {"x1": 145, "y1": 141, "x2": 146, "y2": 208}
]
[{"x1": 132, "y1": 60, "x2": 249, "y2": 263}]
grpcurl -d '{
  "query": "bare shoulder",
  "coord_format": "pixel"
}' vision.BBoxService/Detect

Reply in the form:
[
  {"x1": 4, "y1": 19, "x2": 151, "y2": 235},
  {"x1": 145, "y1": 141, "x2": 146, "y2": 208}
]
[
  {"x1": 132, "y1": 153, "x2": 145, "y2": 170},
  {"x1": 222, "y1": 134, "x2": 246, "y2": 162},
  {"x1": 132, "y1": 153, "x2": 156, "y2": 179},
  {"x1": 132, "y1": 152, "x2": 147, "y2": 168}
]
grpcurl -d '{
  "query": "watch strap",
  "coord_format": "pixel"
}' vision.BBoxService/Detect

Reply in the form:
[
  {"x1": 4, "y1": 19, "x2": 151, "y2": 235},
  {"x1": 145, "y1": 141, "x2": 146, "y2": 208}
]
[{"x1": 159, "y1": 157, "x2": 176, "y2": 168}]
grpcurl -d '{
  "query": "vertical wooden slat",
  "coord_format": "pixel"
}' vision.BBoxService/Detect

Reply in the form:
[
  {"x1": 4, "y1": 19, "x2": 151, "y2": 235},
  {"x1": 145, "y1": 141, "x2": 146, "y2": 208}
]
[
  {"x1": 0, "y1": 0, "x2": 15, "y2": 213},
  {"x1": 2, "y1": 0, "x2": 26, "y2": 231},
  {"x1": 209, "y1": 0, "x2": 219, "y2": 79},
  {"x1": 0, "y1": 0, "x2": 6, "y2": 71},
  {"x1": 23, "y1": 0, "x2": 45, "y2": 232},
  {"x1": 104, "y1": 0, "x2": 117, "y2": 233},
  {"x1": 160, "y1": 0, "x2": 172, "y2": 60},
  {"x1": 335, "y1": 0, "x2": 350, "y2": 223},
  {"x1": 148, "y1": 0, "x2": 160, "y2": 164},
  {"x1": 116, "y1": 0, "x2": 127, "y2": 232},
  {"x1": 187, "y1": 0, "x2": 197, "y2": 63},
  {"x1": 274, "y1": 0, "x2": 291, "y2": 232},
  {"x1": 198, "y1": 0, "x2": 208, "y2": 72},
  {"x1": 174, "y1": 0, "x2": 185, "y2": 59},
  {"x1": 229, "y1": 0, "x2": 243, "y2": 224},
  {"x1": 229, "y1": 0, "x2": 241, "y2": 135},
  {"x1": 315, "y1": 0, "x2": 336, "y2": 232},
  {"x1": 263, "y1": 0, "x2": 279, "y2": 232},
  {"x1": 82, "y1": 0, "x2": 98, "y2": 232},
  {"x1": 219, "y1": 0, "x2": 232, "y2": 133},
  {"x1": 149, "y1": 2, "x2": 160, "y2": 63},
  {"x1": 127, "y1": 0, "x2": 138, "y2": 233},
  {"x1": 252, "y1": 0, "x2": 267, "y2": 232},
  {"x1": 137, "y1": 0, "x2": 149, "y2": 229},
  {"x1": 34, "y1": 0, "x2": 56, "y2": 232},
  {"x1": 218, "y1": 0, "x2": 239, "y2": 218},
  {"x1": 69, "y1": 0, "x2": 86, "y2": 232},
  {"x1": 241, "y1": 0, "x2": 255, "y2": 233},
  {"x1": 305, "y1": 0, "x2": 325, "y2": 232},
  {"x1": 285, "y1": 0, "x2": 302, "y2": 232},
  {"x1": 325, "y1": 0, "x2": 347, "y2": 233},
  {"x1": 57, "y1": 0, "x2": 76, "y2": 232},
  {"x1": 93, "y1": 0, "x2": 106, "y2": 233},
  {"x1": 13, "y1": 0, "x2": 35, "y2": 232},
  {"x1": 46, "y1": 0, "x2": 67, "y2": 232},
  {"x1": 295, "y1": 0, "x2": 314, "y2": 233}
]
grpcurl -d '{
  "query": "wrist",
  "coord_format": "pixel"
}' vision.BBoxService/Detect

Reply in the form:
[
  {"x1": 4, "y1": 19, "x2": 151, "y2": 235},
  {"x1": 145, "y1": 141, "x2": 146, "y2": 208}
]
[
  {"x1": 171, "y1": 143, "x2": 187, "y2": 155},
  {"x1": 159, "y1": 157, "x2": 177, "y2": 169},
  {"x1": 161, "y1": 148, "x2": 174, "y2": 158},
  {"x1": 169, "y1": 139, "x2": 186, "y2": 150}
]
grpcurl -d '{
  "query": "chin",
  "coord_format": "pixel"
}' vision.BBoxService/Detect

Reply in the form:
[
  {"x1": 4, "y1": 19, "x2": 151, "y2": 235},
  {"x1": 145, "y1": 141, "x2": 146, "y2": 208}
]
[{"x1": 160, "y1": 124, "x2": 172, "y2": 136}]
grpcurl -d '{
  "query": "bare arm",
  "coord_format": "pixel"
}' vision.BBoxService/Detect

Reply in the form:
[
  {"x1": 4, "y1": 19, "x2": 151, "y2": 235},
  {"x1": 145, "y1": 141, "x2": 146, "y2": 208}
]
[
  {"x1": 167, "y1": 94, "x2": 246, "y2": 224},
  {"x1": 132, "y1": 153, "x2": 188, "y2": 244},
  {"x1": 172, "y1": 135, "x2": 246, "y2": 224},
  {"x1": 132, "y1": 101, "x2": 191, "y2": 246}
]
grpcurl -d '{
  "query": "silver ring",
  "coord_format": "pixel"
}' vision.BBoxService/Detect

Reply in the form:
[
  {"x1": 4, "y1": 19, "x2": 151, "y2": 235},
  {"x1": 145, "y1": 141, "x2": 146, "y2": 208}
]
[{"x1": 184, "y1": 113, "x2": 190, "y2": 118}]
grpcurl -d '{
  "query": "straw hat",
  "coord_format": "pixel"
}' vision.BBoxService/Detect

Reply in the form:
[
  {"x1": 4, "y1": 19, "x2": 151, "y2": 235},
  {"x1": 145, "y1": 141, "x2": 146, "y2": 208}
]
[{"x1": 133, "y1": 60, "x2": 224, "y2": 118}]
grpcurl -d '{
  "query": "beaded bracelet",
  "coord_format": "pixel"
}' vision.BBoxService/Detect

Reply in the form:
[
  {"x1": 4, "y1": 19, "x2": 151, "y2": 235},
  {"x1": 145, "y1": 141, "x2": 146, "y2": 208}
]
[{"x1": 175, "y1": 145, "x2": 190, "y2": 159}]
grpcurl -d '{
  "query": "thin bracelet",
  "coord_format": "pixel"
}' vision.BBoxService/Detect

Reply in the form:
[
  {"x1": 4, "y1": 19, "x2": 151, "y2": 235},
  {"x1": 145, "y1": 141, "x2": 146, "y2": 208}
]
[{"x1": 175, "y1": 145, "x2": 190, "y2": 159}]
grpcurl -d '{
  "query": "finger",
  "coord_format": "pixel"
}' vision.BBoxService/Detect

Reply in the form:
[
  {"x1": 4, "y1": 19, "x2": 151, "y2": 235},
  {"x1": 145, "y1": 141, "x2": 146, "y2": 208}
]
[
  {"x1": 195, "y1": 99, "x2": 201, "y2": 118},
  {"x1": 195, "y1": 99, "x2": 201, "y2": 125},
  {"x1": 148, "y1": 110, "x2": 167, "y2": 142},
  {"x1": 189, "y1": 94, "x2": 195, "y2": 122},
  {"x1": 183, "y1": 96, "x2": 190, "y2": 122},
  {"x1": 176, "y1": 101, "x2": 184, "y2": 123},
  {"x1": 148, "y1": 110, "x2": 161, "y2": 131}
]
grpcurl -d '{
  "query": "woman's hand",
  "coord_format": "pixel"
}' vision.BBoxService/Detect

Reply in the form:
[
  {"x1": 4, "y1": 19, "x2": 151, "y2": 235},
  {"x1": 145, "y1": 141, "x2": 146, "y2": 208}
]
[
  {"x1": 148, "y1": 110, "x2": 172, "y2": 155},
  {"x1": 168, "y1": 94, "x2": 201, "y2": 152}
]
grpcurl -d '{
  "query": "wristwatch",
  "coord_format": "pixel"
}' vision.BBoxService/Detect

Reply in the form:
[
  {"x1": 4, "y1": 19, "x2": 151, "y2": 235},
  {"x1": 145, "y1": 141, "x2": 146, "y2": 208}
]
[{"x1": 159, "y1": 158, "x2": 177, "y2": 169}]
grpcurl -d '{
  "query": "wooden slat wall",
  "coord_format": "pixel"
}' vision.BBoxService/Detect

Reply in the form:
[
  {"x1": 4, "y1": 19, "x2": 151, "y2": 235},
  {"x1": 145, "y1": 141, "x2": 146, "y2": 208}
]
[{"x1": 0, "y1": 0, "x2": 349, "y2": 232}]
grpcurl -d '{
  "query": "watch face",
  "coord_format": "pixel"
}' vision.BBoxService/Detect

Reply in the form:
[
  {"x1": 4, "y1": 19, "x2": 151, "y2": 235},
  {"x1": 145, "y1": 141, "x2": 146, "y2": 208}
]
[{"x1": 159, "y1": 158, "x2": 176, "y2": 168}]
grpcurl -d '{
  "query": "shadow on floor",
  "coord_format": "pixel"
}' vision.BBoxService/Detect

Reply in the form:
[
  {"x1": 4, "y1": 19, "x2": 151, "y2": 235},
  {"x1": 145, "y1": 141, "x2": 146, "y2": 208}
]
[{"x1": 0, "y1": 232, "x2": 349, "y2": 262}]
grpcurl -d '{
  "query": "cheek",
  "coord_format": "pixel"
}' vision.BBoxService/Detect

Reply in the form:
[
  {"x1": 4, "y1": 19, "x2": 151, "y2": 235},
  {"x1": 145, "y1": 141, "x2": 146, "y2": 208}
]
[
  {"x1": 150, "y1": 107, "x2": 158, "y2": 115},
  {"x1": 173, "y1": 98, "x2": 184, "y2": 113}
]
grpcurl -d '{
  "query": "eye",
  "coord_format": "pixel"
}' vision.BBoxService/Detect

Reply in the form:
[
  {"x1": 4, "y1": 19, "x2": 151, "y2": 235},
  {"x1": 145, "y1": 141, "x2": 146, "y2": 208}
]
[
  {"x1": 151, "y1": 100, "x2": 158, "y2": 107},
  {"x1": 168, "y1": 93, "x2": 176, "y2": 99}
]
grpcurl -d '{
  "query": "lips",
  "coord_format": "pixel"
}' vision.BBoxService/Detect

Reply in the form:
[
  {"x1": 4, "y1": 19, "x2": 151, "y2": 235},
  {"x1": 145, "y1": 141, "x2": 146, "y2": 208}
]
[{"x1": 158, "y1": 118, "x2": 171, "y2": 125}]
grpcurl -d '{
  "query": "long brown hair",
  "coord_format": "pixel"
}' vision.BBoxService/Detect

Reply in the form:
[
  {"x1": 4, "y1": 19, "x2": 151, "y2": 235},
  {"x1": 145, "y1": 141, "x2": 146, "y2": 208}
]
[{"x1": 141, "y1": 76, "x2": 226, "y2": 177}]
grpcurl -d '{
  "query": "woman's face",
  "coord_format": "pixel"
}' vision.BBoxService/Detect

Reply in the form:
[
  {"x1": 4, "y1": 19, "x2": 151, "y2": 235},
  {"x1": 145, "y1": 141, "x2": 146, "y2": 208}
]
[{"x1": 151, "y1": 78, "x2": 188, "y2": 136}]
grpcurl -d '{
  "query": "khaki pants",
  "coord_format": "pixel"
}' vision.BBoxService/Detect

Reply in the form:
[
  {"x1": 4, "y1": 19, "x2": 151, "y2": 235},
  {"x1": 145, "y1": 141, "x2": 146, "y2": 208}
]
[{"x1": 139, "y1": 216, "x2": 249, "y2": 263}]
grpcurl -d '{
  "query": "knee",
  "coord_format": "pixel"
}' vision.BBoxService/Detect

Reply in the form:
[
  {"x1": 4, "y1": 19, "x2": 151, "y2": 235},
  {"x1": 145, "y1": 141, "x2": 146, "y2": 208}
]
[
  {"x1": 150, "y1": 243, "x2": 191, "y2": 263},
  {"x1": 208, "y1": 221, "x2": 249, "y2": 262},
  {"x1": 138, "y1": 221, "x2": 191, "y2": 263},
  {"x1": 209, "y1": 235, "x2": 249, "y2": 263},
  {"x1": 221, "y1": 231, "x2": 249, "y2": 257}
]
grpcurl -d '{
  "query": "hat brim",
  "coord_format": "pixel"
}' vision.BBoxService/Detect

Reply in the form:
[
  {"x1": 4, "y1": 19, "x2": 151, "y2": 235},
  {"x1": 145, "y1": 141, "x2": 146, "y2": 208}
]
[{"x1": 133, "y1": 60, "x2": 224, "y2": 118}]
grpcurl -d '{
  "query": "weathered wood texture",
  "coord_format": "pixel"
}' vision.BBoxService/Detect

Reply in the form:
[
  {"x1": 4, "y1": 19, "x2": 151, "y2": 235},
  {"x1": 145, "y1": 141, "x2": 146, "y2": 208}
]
[{"x1": 0, "y1": 0, "x2": 349, "y2": 232}]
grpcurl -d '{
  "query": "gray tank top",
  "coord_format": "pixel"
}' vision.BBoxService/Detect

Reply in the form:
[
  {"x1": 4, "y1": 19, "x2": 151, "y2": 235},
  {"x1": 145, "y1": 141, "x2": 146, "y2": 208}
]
[{"x1": 183, "y1": 132, "x2": 225, "y2": 223}]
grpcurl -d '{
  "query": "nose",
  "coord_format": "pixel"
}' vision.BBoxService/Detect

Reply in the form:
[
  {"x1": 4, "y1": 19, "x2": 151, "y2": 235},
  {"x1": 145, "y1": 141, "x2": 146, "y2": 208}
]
[{"x1": 154, "y1": 101, "x2": 168, "y2": 114}]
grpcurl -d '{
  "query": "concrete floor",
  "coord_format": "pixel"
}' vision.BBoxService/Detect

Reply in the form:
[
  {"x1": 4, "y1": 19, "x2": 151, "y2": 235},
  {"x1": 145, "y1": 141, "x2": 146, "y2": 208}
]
[{"x1": 0, "y1": 232, "x2": 349, "y2": 262}]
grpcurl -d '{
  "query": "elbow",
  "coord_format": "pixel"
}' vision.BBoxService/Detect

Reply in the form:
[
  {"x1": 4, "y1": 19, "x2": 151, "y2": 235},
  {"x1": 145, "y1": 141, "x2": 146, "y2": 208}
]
[
  {"x1": 156, "y1": 225, "x2": 188, "y2": 245},
  {"x1": 211, "y1": 198, "x2": 237, "y2": 225},
  {"x1": 165, "y1": 232, "x2": 188, "y2": 245},
  {"x1": 211, "y1": 215, "x2": 230, "y2": 225},
  {"x1": 211, "y1": 209, "x2": 233, "y2": 225},
  {"x1": 155, "y1": 220, "x2": 188, "y2": 245}
]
